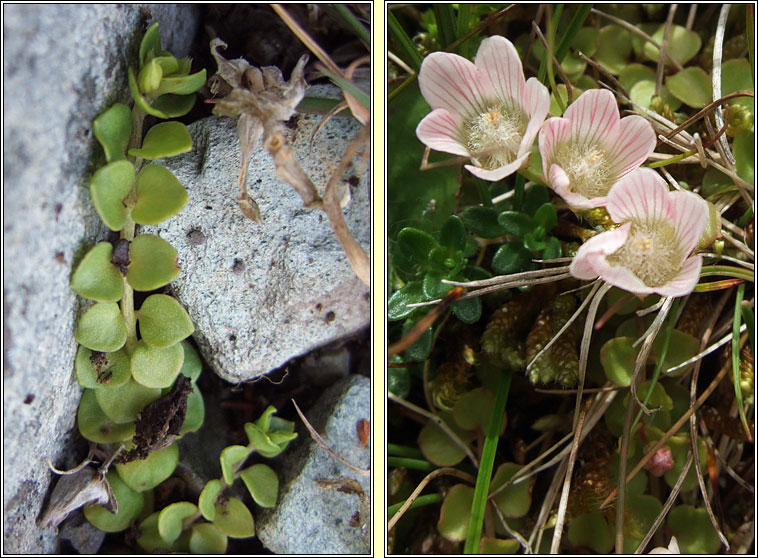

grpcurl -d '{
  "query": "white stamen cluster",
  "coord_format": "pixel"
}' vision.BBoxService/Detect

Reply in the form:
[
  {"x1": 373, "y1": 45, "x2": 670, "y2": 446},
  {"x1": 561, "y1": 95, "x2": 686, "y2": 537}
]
[
  {"x1": 554, "y1": 142, "x2": 612, "y2": 198},
  {"x1": 606, "y1": 220, "x2": 684, "y2": 287},
  {"x1": 465, "y1": 104, "x2": 527, "y2": 170}
]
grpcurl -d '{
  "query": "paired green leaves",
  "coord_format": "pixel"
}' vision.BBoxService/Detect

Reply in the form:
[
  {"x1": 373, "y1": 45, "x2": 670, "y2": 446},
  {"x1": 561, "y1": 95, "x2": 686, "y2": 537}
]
[
  {"x1": 130, "y1": 341, "x2": 185, "y2": 388},
  {"x1": 70, "y1": 242, "x2": 124, "y2": 302},
  {"x1": 244, "y1": 409, "x2": 297, "y2": 458},
  {"x1": 76, "y1": 302, "x2": 127, "y2": 352},
  {"x1": 116, "y1": 441, "x2": 179, "y2": 492},
  {"x1": 127, "y1": 234, "x2": 180, "y2": 291},
  {"x1": 93, "y1": 103, "x2": 131, "y2": 162},
  {"x1": 198, "y1": 479, "x2": 223, "y2": 521},
  {"x1": 137, "y1": 294, "x2": 194, "y2": 349},
  {"x1": 90, "y1": 161, "x2": 135, "y2": 231},
  {"x1": 220, "y1": 445, "x2": 250, "y2": 485},
  {"x1": 128, "y1": 122, "x2": 192, "y2": 160},
  {"x1": 83, "y1": 470, "x2": 144, "y2": 532},
  {"x1": 239, "y1": 464, "x2": 279, "y2": 508},
  {"x1": 132, "y1": 164, "x2": 188, "y2": 224}
]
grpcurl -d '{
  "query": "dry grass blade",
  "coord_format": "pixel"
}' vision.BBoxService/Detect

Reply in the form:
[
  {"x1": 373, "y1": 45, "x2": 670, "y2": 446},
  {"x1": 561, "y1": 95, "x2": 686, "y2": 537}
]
[
  {"x1": 531, "y1": 21, "x2": 574, "y2": 106},
  {"x1": 655, "y1": 5, "x2": 677, "y2": 96},
  {"x1": 712, "y1": 5, "x2": 736, "y2": 166},
  {"x1": 550, "y1": 399, "x2": 589, "y2": 553},
  {"x1": 387, "y1": 467, "x2": 476, "y2": 532},
  {"x1": 291, "y1": 399, "x2": 369, "y2": 476},
  {"x1": 271, "y1": 4, "x2": 342, "y2": 76}
]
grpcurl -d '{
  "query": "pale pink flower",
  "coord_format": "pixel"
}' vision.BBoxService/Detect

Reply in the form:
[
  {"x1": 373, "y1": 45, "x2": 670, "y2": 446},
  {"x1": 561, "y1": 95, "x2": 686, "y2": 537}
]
[
  {"x1": 539, "y1": 89, "x2": 657, "y2": 209},
  {"x1": 649, "y1": 537, "x2": 680, "y2": 554},
  {"x1": 416, "y1": 36, "x2": 549, "y2": 181},
  {"x1": 570, "y1": 168, "x2": 707, "y2": 297}
]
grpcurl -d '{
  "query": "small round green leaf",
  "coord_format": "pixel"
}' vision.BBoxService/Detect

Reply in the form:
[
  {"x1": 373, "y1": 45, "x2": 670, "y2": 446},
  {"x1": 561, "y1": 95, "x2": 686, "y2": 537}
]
[
  {"x1": 400, "y1": 316, "x2": 432, "y2": 361},
  {"x1": 438, "y1": 484, "x2": 473, "y2": 541},
  {"x1": 132, "y1": 164, "x2": 188, "y2": 225},
  {"x1": 220, "y1": 445, "x2": 250, "y2": 485},
  {"x1": 181, "y1": 387, "x2": 205, "y2": 435},
  {"x1": 733, "y1": 129, "x2": 754, "y2": 186},
  {"x1": 137, "y1": 512, "x2": 171, "y2": 553},
  {"x1": 179, "y1": 340, "x2": 203, "y2": 383},
  {"x1": 90, "y1": 160, "x2": 135, "y2": 231},
  {"x1": 452, "y1": 296, "x2": 481, "y2": 324},
  {"x1": 243, "y1": 423, "x2": 282, "y2": 456},
  {"x1": 462, "y1": 206, "x2": 507, "y2": 238},
  {"x1": 595, "y1": 25, "x2": 632, "y2": 75},
  {"x1": 77, "y1": 388, "x2": 135, "y2": 443},
  {"x1": 128, "y1": 121, "x2": 192, "y2": 160},
  {"x1": 157, "y1": 69, "x2": 207, "y2": 95},
  {"x1": 453, "y1": 388, "x2": 495, "y2": 432},
  {"x1": 440, "y1": 215, "x2": 467, "y2": 251},
  {"x1": 721, "y1": 58, "x2": 755, "y2": 112},
  {"x1": 199, "y1": 479, "x2": 222, "y2": 521},
  {"x1": 397, "y1": 227, "x2": 437, "y2": 263},
  {"x1": 490, "y1": 463, "x2": 531, "y2": 518},
  {"x1": 151, "y1": 93, "x2": 197, "y2": 118},
  {"x1": 480, "y1": 538, "x2": 521, "y2": 554},
  {"x1": 131, "y1": 341, "x2": 184, "y2": 388},
  {"x1": 189, "y1": 523, "x2": 228, "y2": 554},
  {"x1": 491, "y1": 242, "x2": 532, "y2": 275},
  {"x1": 116, "y1": 441, "x2": 179, "y2": 492},
  {"x1": 666, "y1": 67, "x2": 713, "y2": 108},
  {"x1": 75, "y1": 346, "x2": 131, "y2": 389},
  {"x1": 158, "y1": 501, "x2": 198, "y2": 543},
  {"x1": 387, "y1": 282, "x2": 424, "y2": 321},
  {"x1": 643, "y1": 24, "x2": 701, "y2": 66},
  {"x1": 70, "y1": 242, "x2": 124, "y2": 302},
  {"x1": 667, "y1": 504, "x2": 721, "y2": 554},
  {"x1": 83, "y1": 470, "x2": 144, "y2": 532},
  {"x1": 618, "y1": 63, "x2": 656, "y2": 91},
  {"x1": 239, "y1": 464, "x2": 278, "y2": 508},
  {"x1": 139, "y1": 22, "x2": 161, "y2": 66},
  {"x1": 212, "y1": 497, "x2": 255, "y2": 538},
  {"x1": 567, "y1": 512, "x2": 612, "y2": 554},
  {"x1": 95, "y1": 378, "x2": 161, "y2": 424},
  {"x1": 76, "y1": 302, "x2": 127, "y2": 352},
  {"x1": 600, "y1": 337, "x2": 637, "y2": 387},
  {"x1": 138, "y1": 58, "x2": 163, "y2": 94},
  {"x1": 533, "y1": 203, "x2": 557, "y2": 231},
  {"x1": 137, "y1": 294, "x2": 194, "y2": 349},
  {"x1": 497, "y1": 211, "x2": 535, "y2": 237},
  {"x1": 418, "y1": 418, "x2": 466, "y2": 466},
  {"x1": 93, "y1": 103, "x2": 131, "y2": 163},
  {"x1": 127, "y1": 234, "x2": 180, "y2": 291}
]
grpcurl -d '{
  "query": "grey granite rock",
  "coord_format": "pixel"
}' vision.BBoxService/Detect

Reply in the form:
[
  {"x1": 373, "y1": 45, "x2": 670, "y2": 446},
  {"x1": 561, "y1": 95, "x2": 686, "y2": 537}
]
[
  {"x1": 2, "y1": 5, "x2": 198, "y2": 553},
  {"x1": 143, "y1": 107, "x2": 371, "y2": 383},
  {"x1": 256, "y1": 375, "x2": 371, "y2": 554}
]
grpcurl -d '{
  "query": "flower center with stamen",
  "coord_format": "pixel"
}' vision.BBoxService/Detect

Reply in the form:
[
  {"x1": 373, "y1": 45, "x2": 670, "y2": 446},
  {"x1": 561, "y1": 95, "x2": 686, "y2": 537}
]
[
  {"x1": 553, "y1": 142, "x2": 613, "y2": 198},
  {"x1": 606, "y1": 220, "x2": 684, "y2": 287},
  {"x1": 465, "y1": 103, "x2": 527, "y2": 170}
]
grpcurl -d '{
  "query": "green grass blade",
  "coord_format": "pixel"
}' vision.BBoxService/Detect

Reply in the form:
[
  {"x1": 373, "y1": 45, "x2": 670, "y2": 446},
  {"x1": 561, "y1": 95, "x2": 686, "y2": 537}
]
[
  {"x1": 389, "y1": 10, "x2": 423, "y2": 72},
  {"x1": 463, "y1": 371, "x2": 512, "y2": 554},
  {"x1": 731, "y1": 284, "x2": 751, "y2": 441},
  {"x1": 388, "y1": 443, "x2": 426, "y2": 459},
  {"x1": 387, "y1": 457, "x2": 437, "y2": 472},
  {"x1": 741, "y1": 304, "x2": 754, "y2": 349},
  {"x1": 538, "y1": 4, "x2": 564, "y2": 84},
  {"x1": 434, "y1": 4, "x2": 457, "y2": 50},
  {"x1": 330, "y1": 4, "x2": 370, "y2": 45},
  {"x1": 317, "y1": 67, "x2": 370, "y2": 109},
  {"x1": 554, "y1": 4, "x2": 592, "y2": 63},
  {"x1": 388, "y1": 494, "x2": 443, "y2": 518}
]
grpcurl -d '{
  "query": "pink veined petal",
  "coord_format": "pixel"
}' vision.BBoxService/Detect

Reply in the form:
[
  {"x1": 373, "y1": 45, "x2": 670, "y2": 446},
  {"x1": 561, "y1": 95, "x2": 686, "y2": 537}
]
[
  {"x1": 549, "y1": 164, "x2": 608, "y2": 209},
  {"x1": 416, "y1": 109, "x2": 471, "y2": 157},
  {"x1": 606, "y1": 168, "x2": 671, "y2": 225},
  {"x1": 587, "y1": 255, "x2": 657, "y2": 295},
  {"x1": 605, "y1": 115, "x2": 657, "y2": 178},
  {"x1": 464, "y1": 151, "x2": 530, "y2": 182},
  {"x1": 570, "y1": 223, "x2": 631, "y2": 279},
  {"x1": 563, "y1": 89, "x2": 620, "y2": 149},
  {"x1": 516, "y1": 77, "x2": 551, "y2": 158},
  {"x1": 418, "y1": 51, "x2": 493, "y2": 117},
  {"x1": 539, "y1": 117, "x2": 572, "y2": 177},
  {"x1": 667, "y1": 190, "x2": 709, "y2": 257},
  {"x1": 474, "y1": 36, "x2": 525, "y2": 106},
  {"x1": 655, "y1": 255, "x2": 703, "y2": 297}
]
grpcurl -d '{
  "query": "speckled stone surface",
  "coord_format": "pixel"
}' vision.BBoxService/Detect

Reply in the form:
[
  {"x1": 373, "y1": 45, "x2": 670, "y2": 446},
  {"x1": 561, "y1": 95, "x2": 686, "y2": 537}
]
[
  {"x1": 142, "y1": 105, "x2": 371, "y2": 383},
  {"x1": 3, "y1": 5, "x2": 198, "y2": 552},
  {"x1": 255, "y1": 375, "x2": 371, "y2": 554}
]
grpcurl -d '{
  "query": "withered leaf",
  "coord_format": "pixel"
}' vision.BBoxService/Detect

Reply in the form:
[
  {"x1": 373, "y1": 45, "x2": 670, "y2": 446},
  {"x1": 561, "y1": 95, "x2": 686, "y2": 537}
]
[
  {"x1": 111, "y1": 239, "x2": 131, "y2": 275},
  {"x1": 118, "y1": 374, "x2": 193, "y2": 463}
]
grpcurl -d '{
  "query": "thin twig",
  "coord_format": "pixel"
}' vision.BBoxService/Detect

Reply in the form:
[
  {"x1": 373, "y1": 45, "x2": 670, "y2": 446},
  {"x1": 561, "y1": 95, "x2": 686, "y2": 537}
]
[
  {"x1": 532, "y1": 21, "x2": 574, "y2": 107},
  {"x1": 387, "y1": 467, "x2": 476, "y2": 531},
  {"x1": 292, "y1": 399, "x2": 369, "y2": 476},
  {"x1": 655, "y1": 5, "x2": 677, "y2": 96}
]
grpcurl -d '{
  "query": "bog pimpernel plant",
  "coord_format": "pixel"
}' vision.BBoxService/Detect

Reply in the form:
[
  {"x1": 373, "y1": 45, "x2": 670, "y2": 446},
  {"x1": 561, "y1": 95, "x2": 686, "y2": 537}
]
[
  {"x1": 40, "y1": 23, "x2": 296, "y2": 553},
  {"x1": 388, "y1": 4, "x2": 754, "y2": 554}
]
